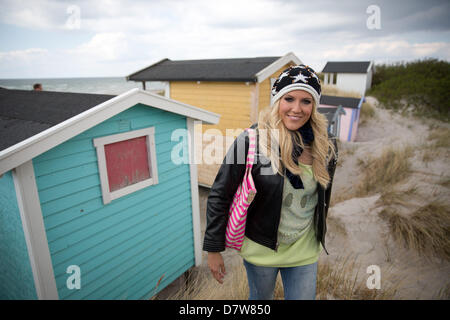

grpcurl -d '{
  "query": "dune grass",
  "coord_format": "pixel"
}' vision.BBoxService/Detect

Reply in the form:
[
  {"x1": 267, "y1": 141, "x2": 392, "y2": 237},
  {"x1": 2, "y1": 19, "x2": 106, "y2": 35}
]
[
  {"x1": 375, "y1": 185, "x2": 418, "y2": 208},
  {"x1": 367, "y1": 59, "x2": 450, "y2": 121},
  {"x1": 420, "y1": 125, "x2": 450, "y2": 162},
  {"x1": 378, "y1": 201, "x2": 450, "y2": 261},
  {"x1": 160, "y1": 252, "x2": 400, "y2": 300},
  {"x1": 316, "y1": 254, "x2": 400, "y2": 300},
  {"x1": 427, "y1": 126, "x2": 450, "y2": 149},
  {"x1": 359, "y1": 101, "x2": 376, "y2": 125},
  {"x1": 434, "y1": 283, "x2": 450, "y2": 299},
  {"x1": 354, "y1": 145, "x2": 413, "y2": 197},
  {"x1": 438, "y1": 177, "x2": 450, "y2": 188},
  {"x1": 326, "y1": 215, "x2": 348, "y2": 237},
  {"x1": 167, "y1": 264, "x2": 250, "y2": 300},
  {"x1": 330, "y1": 144, "x2": 414, "y2": 206}
]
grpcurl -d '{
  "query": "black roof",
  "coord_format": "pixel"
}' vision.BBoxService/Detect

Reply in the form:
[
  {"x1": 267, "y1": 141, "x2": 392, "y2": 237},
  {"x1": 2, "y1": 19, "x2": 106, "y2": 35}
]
[
  {"x1": 127, "y1": 56, "x2": 281, "y2": 82},
  {"x1": 0, "y1": 89, "x2": 114, "y2": 151},
  {"x1": 318, "y1": 107, "x2": 339, "y2": 124},
  {"x1": 322, "y1": 61, "x2": 371, "y2": 73},
  {"x1": 320, "y1": 95, "x2": 361, "y2": 109}
]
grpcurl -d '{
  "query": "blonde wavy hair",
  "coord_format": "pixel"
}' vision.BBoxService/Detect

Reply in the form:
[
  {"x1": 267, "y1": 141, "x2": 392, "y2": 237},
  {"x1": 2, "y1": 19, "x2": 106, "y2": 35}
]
[{"x1": 257, "y1": 98, "x2": 336, "y2": 189}]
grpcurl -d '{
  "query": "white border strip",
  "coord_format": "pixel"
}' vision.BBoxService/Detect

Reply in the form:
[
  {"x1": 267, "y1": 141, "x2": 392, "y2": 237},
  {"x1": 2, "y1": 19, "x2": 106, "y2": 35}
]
[
  {"x1": 187, "y1": 118, "x2": 202, "y2": 267},
  {"x1": 13, "y1": 161, "x2": 58, "y2": 300}
]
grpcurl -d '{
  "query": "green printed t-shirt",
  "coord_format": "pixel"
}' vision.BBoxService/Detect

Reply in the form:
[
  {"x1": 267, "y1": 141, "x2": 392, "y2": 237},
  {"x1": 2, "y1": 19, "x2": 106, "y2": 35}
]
[{"x1": 239, "y1": 162, "x2": 322, "y2": 267}]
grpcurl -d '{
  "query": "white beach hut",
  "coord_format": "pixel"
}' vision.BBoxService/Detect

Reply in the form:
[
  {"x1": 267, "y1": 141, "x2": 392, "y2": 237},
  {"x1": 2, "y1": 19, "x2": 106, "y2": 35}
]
[{"x1": 322, "y1": 61, "x2": 375, "y2": 95}]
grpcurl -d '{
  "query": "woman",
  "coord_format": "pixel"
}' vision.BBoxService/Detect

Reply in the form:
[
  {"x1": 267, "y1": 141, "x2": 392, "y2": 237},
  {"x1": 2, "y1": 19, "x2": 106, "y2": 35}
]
[{"x1": 203, "y1": 65, "x2": 338, "y2": 300}]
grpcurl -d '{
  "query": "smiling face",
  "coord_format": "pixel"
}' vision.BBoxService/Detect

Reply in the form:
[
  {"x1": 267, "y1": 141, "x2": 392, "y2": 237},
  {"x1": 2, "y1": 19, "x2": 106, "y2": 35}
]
[{"x1": 278, "y1": 90, "x2": 314, "y2": 131}]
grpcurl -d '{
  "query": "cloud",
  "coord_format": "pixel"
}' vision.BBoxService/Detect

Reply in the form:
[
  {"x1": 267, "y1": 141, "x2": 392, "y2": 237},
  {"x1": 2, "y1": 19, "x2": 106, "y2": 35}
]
[
  {"x1": 0, "y1": 0, "x2": 68, "y2": 29},
  {"x1": 0, "y1": 47, "x2": 48, "y2": 60},
  {"x1": 0, "y1": 0, "x2": 449, "y2": 78},
  {"x1": 411, "y1": 42, "x2": 450, "y2": 57},
  {"x1": 0, "y1": 33, "x2": 131, "y2": 77},
  {"x1": 68, "y1": 32, "x2": 128, "y2": 61},
  {"x1": 377, "y1": 0, "x2": 450, "y2": 33},
  {"x1": 0, "y1": 47, "x2": 51, "y2": 78},
  {"x1": 321, "y1": 38, "x2": 450, "y2": 62}
]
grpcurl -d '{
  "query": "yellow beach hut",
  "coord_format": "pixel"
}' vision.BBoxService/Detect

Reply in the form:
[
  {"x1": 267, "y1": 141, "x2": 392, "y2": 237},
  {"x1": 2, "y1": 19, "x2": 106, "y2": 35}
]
[{"x1": 127, "y1": 52, "x2": 302, "y2": 186}]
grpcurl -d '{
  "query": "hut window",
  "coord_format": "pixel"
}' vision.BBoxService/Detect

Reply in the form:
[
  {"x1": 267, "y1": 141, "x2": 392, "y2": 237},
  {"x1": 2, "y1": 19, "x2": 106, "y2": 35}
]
[{"x1": 93, "y1": 127, "x2": 158, "y2": 204}]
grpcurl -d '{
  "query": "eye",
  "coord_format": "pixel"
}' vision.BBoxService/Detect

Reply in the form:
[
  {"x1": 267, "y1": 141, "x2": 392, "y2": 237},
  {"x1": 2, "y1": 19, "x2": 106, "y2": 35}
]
[
  {"x1": 284, "y1": 96, "x2": 294, "y2": 102},
  {"x1": 302, "y1": 99, "x2": 312, "y2": 104}
]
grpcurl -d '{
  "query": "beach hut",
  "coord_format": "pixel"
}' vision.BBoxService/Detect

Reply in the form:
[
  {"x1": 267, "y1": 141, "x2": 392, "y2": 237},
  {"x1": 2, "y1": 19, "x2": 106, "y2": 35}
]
[
  {"x1": 319, "y1": 95, "x2": 364, "y2": 142},
  {"x1": 318, "y1": 105, "x2": 346, "y2": 138},
  {"x1": 126, "y1": 52, "x2": 302, "y2": 186},
  {"x1": 0, "y1": 88, "x2": 219, "y2": 300},
  {"x1": 321, "y1": 61, "x2": 374, "y2": 96}
]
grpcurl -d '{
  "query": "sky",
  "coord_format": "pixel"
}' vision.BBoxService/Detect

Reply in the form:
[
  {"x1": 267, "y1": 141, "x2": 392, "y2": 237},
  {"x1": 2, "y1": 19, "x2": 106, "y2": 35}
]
[{"x1": 0, "y1": 0, "x2": 449, "y2": 79}]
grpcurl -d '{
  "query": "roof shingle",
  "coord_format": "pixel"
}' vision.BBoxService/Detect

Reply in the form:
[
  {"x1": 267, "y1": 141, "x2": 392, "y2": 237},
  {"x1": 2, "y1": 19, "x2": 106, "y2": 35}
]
[
  {"x1": 320, "y1": 95, "x2": 362, "y2": 108},
  {"x1": 322, "y1": 61, "x2": 372, "y2": 74},
  {"x1": 127, "y1": 56, "x2": 281, "y2": 82},
  {"x1": 0, "y1": 89, "x2": 114, "y2": 151}
]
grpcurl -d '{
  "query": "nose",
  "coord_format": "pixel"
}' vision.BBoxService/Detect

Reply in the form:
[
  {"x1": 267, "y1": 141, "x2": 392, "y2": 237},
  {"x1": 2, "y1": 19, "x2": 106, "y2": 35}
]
[{"x1": 291, "y1": 100, "x2": 304, "y2": 113}]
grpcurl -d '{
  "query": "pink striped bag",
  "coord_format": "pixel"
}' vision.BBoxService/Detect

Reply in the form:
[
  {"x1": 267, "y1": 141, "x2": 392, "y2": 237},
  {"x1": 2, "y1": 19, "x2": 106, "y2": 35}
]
[{"x1": 225, "y1": 128, "x2": 257, "y2": 251}]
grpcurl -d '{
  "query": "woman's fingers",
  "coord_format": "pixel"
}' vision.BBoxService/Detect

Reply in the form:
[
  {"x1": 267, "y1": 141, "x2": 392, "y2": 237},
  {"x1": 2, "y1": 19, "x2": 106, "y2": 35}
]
[
  {"x1": 214, "y1": 264, "x2": 226, "y2": 284},
  {"x1": 210, "y1": 263, "x2": 226, "y2": 283},
  {"x1": 208, "y1": 253, "x2": 226, "y2": 284}
]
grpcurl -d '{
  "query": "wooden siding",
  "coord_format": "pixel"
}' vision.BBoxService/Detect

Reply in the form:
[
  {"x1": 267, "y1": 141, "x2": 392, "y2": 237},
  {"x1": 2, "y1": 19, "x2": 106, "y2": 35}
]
[
  {"x1": 258, "y1": 63, "x2": 296, "y2": 112},
  {"x1": 170, "y1": 81, "x2": 254, "y2": 133},
  {"x1": 33, "y1": 103, "x2": 195, "y2": 299},
  {"x1": 0, "y1": 171, "x2": 38, "y2": 299}
]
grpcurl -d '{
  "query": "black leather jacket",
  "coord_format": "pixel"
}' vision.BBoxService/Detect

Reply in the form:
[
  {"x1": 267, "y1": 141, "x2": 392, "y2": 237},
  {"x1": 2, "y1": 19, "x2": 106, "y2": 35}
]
[{"x1": 203, "y1": 126, "x2": 338, "y2": 254}]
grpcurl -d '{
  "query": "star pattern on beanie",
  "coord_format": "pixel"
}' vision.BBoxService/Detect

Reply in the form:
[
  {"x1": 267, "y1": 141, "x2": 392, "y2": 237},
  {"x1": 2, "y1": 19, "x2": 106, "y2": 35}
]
[
  {"x1": 293, "y1": 72, "x2": 309, "y2": 83},
  {"x1": 272, "y1": 65, "x2": 321, "y2": 98}
]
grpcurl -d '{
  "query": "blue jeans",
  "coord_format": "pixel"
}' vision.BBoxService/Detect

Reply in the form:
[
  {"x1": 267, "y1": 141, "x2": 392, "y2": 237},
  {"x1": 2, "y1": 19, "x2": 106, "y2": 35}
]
[{"x1": 243, "y1": 259, "x2": 318, "y2": 300}]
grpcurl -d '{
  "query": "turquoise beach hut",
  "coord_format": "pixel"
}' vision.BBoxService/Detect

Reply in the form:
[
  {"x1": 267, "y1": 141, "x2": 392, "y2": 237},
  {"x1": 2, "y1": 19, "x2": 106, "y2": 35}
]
[{"x1": 0, "y1": 87, "x2": 219, "y2": 299}]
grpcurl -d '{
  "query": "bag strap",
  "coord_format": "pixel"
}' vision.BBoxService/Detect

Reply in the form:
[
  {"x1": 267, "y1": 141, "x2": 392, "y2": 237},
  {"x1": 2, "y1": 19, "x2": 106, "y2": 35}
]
[{"x1": 246, "y1": 128, "x2": 256, "y2": 168}]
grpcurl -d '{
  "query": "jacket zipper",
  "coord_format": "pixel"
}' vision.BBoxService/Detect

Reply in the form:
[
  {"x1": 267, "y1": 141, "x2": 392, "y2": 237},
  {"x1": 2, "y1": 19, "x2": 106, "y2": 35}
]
[{"x1": 322, "y1": 188, "x2": 330, "y2": 255}]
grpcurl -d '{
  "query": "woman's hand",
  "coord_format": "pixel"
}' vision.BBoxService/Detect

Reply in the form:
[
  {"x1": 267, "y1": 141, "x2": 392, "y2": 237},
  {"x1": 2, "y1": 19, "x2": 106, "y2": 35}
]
[{"x1": 207, "y1": 252, "x2": 226, "y2": 284}]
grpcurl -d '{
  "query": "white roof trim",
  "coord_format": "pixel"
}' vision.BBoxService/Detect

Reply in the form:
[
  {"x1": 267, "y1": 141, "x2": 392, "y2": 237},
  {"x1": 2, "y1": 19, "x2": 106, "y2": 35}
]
[
  {"x1": 367, "y1": 61, "x2": 374, "y2": 73},
  {"x1": 255, "y1": 52, "x2": 302, "y2": 83},
  {"x1": 0, "y1": 88, "x2": 220, "y2": 175}
]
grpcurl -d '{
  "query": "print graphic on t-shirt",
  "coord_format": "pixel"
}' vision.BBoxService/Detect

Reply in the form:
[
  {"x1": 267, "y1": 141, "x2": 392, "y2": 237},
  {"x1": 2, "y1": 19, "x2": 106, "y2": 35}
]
[
  {"x1": 284, "y1": 193, "x2": 293, "y2": 207},
  {"x1": 301, "y1": 195, "x2": 307, "y2": 208}
]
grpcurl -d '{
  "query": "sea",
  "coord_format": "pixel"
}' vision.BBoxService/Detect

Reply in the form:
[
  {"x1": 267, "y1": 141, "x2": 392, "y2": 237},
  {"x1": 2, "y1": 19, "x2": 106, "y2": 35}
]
[{"x1": 0, "y1": 77, "x2": 166, "y2": 95}]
